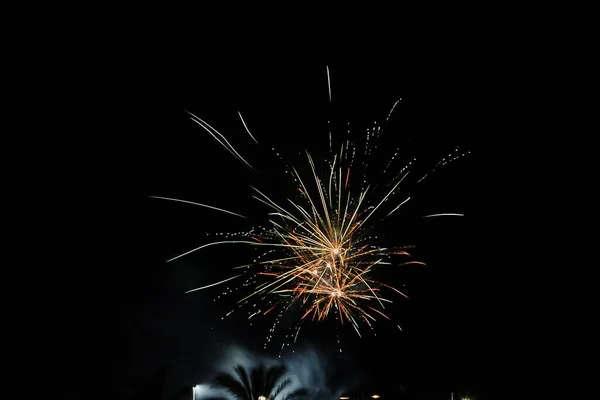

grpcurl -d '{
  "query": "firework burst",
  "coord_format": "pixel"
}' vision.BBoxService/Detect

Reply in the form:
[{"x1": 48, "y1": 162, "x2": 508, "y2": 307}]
[
  {"x1": 151, "y1": 65, "x2": 469, "y2": 350},
  {"x1": 234, "y1": 150, "x2": 418, "y2": 333}
]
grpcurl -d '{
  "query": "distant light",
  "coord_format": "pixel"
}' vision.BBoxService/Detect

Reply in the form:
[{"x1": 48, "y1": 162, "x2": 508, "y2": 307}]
[
  {"x1": 371, "y1": 395, "x2": 380, "y2": 399},
  {"x1": 340, "y1": 397, "x2": 350, "y2": 400},
  {"x1": 258, "y1": 396, "x2": 267, "y2": 400}
]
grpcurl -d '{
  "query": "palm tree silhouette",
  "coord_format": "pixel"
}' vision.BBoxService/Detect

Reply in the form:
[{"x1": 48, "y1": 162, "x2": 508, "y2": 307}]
[{"x1": 210, "y1": 363, "x2": 309, "y2": 400}]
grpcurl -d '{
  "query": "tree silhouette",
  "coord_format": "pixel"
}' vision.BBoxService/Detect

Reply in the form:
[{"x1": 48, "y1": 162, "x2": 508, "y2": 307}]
[{"x1": 212, "y1": 363, "x2": 309, "y2": 400}]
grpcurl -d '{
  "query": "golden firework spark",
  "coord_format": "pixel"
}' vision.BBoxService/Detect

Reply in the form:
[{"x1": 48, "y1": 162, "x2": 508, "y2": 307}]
[{"x1": 227, "y1": 148, "x2": 415, "y2": 334}]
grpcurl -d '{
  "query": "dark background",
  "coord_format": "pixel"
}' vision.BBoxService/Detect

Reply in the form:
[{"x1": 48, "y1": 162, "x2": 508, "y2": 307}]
[{"x1": 61, "y1": 3, "x2": 596, "y2": 399}]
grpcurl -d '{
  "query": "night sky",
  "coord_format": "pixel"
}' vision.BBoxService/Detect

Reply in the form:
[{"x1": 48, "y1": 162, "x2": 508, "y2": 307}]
[{"x1": 74, "y1": 4, "x2": 598, "y2": 399}]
